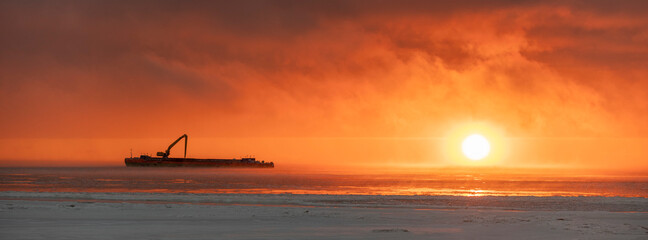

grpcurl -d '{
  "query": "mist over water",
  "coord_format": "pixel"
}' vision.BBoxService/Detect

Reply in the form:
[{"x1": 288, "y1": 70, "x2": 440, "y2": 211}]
[{"x1": 1, "y1": 166, "x2": 647, "y2": 197}]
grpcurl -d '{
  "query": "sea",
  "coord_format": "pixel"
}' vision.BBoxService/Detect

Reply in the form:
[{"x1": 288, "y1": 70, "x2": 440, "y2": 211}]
[{"x1": 1, "y1": 166, "x2": 647, "y2": 197}]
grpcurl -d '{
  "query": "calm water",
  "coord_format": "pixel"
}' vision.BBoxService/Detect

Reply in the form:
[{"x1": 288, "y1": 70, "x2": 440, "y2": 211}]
[{"x1": 1, "y1": 167, "x2": 647, "y2": 197}]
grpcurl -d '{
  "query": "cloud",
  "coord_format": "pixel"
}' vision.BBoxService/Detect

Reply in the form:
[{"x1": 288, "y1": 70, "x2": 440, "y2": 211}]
[{"x1": 1, "y1": 0, "x2": 647, "y2": 140}]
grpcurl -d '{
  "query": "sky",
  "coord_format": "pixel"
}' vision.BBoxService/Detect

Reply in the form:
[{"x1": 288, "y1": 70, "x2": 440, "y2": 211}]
[{"x1": 1, "y1": 1, "x2": 647, "y2": 170}]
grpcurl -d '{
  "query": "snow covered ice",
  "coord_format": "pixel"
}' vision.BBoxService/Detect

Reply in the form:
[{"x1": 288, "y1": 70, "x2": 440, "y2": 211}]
[{"x1": 1, "y1": 191, "x2": 647, "y2": 239}]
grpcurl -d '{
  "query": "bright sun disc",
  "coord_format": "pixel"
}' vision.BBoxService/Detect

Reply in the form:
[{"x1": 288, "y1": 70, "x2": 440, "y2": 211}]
[{"x1": 461, "y1": 134, "x2": 491, "y2": 160}]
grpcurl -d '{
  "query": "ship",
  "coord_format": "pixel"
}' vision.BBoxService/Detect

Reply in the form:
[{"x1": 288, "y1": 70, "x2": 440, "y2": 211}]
[{"x1": 124, "y1": 134, "x2": 274, "y2": 168}]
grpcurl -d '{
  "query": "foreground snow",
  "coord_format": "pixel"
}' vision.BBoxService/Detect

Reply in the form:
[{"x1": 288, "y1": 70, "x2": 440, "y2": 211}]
[{"x1": 1, "y1": 191, "x2": 647, "y2": 239}]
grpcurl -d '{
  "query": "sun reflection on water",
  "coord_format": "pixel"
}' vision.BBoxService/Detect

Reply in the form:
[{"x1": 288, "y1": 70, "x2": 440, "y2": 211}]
[{"x1": 0, "y1": 167, "x2": 646, "y2": 197}]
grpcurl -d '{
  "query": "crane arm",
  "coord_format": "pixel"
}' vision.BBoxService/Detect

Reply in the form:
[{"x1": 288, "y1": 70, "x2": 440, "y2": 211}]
[{"x1": 157, "y1": 134, "x2": 187, "y2": 158}]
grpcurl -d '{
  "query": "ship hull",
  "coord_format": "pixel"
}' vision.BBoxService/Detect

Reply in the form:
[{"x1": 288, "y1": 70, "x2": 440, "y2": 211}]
[{"x1": 125, "y1": 157, "x2": 274, "y2": 168}]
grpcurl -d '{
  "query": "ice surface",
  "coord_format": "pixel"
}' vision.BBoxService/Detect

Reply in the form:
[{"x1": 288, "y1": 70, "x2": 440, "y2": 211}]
[{"x1": 1, "y1": 191, "x2": 647, "y2": 239}]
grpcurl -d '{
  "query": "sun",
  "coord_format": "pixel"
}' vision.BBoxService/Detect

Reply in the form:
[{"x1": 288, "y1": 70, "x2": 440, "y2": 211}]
[
  {"x1": 461, "y1": 134, "x2": 491, "y2": 160},
  {"x1": 441, "y1": 122, "x2": 507, "y2": 166}
]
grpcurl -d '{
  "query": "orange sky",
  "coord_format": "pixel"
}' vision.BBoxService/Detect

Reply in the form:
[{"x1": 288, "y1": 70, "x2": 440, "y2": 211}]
[{"x1": 1, "y1": 1, "x2": 647, "y2": 171}]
